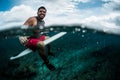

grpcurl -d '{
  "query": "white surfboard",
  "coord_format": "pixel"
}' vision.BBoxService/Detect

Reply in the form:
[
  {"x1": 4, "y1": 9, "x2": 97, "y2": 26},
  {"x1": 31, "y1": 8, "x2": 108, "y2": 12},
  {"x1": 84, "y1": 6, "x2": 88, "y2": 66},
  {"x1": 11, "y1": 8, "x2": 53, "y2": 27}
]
[{"x1": 10, "y1": 32, "x2": 67, "y2": 60}]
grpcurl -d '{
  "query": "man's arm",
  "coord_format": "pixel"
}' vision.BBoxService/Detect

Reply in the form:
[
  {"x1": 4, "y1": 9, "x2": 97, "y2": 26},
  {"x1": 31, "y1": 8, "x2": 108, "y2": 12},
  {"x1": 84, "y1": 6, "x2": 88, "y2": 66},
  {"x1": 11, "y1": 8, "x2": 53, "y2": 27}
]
[{"x1": 19, "y1": 17, "x2": 36, "y2": 46}]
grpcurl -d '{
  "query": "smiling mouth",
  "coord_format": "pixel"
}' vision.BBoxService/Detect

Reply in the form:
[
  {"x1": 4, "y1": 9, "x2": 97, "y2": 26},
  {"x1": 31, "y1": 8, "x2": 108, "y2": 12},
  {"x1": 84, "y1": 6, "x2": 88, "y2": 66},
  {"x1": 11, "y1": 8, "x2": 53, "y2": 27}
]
[
  {"x1": 40, "y1": 14, "x2": 45, "y2": 18},
  {"x1": 40, "y1": 14, "x2": 45, "y2": 16}
]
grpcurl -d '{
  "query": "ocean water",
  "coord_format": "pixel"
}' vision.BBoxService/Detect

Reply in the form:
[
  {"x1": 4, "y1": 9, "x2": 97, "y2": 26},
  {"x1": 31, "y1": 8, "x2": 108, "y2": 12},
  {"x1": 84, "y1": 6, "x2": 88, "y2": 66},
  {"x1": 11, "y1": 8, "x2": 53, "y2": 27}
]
[{"x1": 0, "y1": 25, "x2": 120, "y2": 80}]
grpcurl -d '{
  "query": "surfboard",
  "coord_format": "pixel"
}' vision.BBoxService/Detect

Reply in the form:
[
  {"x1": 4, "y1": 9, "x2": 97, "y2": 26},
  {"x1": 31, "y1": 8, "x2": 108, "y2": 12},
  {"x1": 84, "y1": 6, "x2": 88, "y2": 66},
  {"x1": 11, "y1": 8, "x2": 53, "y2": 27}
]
[{"x1": 10, "y1": 32, "x2": 67, "y2": 60}]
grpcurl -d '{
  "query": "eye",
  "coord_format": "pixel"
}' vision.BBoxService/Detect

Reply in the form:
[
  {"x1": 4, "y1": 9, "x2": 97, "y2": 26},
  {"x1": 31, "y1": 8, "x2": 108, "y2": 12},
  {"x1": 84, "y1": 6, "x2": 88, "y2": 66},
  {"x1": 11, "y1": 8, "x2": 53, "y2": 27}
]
[
  {"x1": 39, "y1": 10, "x2": 46, "y2": 13},
  {"x1": 42, "y1": 11, "x2": 46, "y2": 13}
]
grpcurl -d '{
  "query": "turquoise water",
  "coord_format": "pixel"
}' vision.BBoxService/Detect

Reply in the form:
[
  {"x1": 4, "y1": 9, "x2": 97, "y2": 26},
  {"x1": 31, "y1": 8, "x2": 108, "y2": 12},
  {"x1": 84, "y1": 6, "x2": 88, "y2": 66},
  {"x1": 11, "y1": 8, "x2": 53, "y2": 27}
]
[{"x1": 0, "y1": 26, "x2": 120, "y2": 80}]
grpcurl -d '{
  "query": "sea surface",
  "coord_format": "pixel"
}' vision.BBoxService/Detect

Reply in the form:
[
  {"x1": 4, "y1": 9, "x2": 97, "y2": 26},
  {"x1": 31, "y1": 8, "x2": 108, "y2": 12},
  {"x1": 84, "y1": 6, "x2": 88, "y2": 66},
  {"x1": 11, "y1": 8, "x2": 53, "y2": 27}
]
[{"x1": 0, "y1": 25, "x2": 120, "y2": 80}]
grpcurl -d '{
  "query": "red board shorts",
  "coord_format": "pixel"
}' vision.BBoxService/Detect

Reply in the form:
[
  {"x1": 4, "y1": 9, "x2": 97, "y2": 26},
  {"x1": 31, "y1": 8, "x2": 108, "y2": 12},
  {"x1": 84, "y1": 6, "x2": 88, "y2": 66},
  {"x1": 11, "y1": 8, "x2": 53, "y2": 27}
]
[{"x1": 26, "y1": 35, "x2": 46, "y2": 51}]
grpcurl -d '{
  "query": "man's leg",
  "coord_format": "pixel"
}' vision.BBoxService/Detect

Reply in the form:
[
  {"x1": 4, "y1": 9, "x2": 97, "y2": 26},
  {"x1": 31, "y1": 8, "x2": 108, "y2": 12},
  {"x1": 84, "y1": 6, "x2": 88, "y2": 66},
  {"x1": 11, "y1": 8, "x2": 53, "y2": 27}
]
[
  {"x1": 47, "y1": 44, "x2": 55, "y2": 56},
  {"x1": 37, "y1": 41, "x2": 55, "y2": 71},
  {"x1": 45, "y1": 36, "x2": 55, "y2": 56}
]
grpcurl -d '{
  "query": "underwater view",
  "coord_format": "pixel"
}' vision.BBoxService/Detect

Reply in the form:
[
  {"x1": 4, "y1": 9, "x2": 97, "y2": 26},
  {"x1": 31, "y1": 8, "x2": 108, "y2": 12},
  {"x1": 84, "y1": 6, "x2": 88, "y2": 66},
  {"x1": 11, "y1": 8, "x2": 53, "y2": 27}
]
[{"x1": 0, "y1": 25, "x2": 120, "y2": 80}]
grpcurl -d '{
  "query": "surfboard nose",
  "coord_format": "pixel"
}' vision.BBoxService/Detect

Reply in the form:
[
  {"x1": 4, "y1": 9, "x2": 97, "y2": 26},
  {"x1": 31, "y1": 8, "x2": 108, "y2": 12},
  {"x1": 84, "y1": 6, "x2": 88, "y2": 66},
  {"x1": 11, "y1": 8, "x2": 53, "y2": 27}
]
[{"x1": 10, "y1": 56, "x2": 16, "y2": 60}]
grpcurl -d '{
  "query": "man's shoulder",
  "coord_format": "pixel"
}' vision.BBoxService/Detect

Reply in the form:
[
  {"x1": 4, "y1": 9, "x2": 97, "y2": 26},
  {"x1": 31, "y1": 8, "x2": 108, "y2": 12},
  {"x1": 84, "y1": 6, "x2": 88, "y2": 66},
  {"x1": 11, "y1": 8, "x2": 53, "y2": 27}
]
[
  {"x1": 24, "y1": 16, "x2": 37, "y2": 26},
  {"x1": 28, "y1": 16, "x2": 37, "y2": 20}
]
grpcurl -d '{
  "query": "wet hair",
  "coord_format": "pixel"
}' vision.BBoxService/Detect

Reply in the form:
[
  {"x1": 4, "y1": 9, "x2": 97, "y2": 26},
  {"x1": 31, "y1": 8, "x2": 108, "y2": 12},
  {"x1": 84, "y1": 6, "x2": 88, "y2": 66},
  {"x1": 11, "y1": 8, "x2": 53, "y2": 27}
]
[{"x1": 38, "y1": 6, "x2": 47, "y2": 12}]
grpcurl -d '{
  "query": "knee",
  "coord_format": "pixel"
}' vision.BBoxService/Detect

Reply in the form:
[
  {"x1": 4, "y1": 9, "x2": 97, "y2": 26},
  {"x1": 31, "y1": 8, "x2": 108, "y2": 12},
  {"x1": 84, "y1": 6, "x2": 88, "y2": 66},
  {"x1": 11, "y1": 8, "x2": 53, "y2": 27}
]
[
  {"x1": 45, "y1": 36, "x2": 50, "y2": 40},
  {"x1": 37, "y1": 41, "x2": 45, "y2": 48}
]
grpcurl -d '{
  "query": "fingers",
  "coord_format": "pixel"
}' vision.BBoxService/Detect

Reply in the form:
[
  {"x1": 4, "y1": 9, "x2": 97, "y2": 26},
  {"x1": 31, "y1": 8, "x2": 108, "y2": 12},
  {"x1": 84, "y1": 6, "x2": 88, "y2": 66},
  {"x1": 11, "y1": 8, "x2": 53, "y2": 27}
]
[{"x1": 19, "y1": 36, "x2": 28, "y2": 46}]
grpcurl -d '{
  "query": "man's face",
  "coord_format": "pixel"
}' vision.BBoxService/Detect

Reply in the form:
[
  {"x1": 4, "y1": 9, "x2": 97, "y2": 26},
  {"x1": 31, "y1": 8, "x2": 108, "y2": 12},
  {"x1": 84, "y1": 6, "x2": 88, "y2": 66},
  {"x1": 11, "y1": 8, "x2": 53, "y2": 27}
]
[{"x1": 37, "y1": 8, "x2": 46, "y2": 19}]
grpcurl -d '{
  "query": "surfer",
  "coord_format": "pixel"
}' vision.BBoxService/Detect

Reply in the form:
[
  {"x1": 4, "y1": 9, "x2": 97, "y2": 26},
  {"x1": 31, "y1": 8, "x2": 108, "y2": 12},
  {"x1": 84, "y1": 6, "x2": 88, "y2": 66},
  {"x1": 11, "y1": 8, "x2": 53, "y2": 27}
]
[{"x1": 19, "y1": 6, "x2": 56, "y2": 71}]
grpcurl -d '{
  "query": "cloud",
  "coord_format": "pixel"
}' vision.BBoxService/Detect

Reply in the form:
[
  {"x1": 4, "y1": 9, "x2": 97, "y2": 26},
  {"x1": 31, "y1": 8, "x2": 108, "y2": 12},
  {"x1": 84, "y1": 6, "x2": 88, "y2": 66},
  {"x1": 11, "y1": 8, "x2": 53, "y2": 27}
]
[
  {"x1": 0, "y1": 0, "x2": 120, "y2": 35},
  {"x1": 102, "y1": 0, "x2": 120, "y2": 11},
  {"x1": 71, "y1": 0, "x2": 91, "y2": 3},
  {"x1": 82, "y1": 12, "x2": 120, "y2": 34},
  {"x1": 0, "y1": 5, "x2": 35, "y2": 31},
  {"x1": 114, "y1": 16, "x2": 120, "y2": 26}
]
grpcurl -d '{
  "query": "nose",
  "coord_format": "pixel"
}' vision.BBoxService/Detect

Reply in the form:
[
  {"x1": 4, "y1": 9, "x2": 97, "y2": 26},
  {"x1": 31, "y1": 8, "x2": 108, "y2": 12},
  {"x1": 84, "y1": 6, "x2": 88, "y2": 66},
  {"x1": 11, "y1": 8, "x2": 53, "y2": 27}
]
[{"x1": 41, "y1": 11, "x2": 45, "y2": 14}]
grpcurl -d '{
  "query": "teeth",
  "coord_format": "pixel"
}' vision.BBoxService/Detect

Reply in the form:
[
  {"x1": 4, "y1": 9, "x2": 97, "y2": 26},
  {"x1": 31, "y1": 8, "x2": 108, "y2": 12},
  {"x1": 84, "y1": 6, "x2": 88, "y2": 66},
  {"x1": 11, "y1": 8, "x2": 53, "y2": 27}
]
[{"x1": 40, "y1": 15, "x2": 44, "y2": 16}]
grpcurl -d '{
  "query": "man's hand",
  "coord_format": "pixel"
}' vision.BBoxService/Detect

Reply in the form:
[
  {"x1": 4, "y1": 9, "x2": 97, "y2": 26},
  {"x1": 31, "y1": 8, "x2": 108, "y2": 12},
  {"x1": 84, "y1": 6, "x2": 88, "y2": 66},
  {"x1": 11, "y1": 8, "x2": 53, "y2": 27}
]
[{"x1": 19, "y1": 36, "x2": 28, "y2": 46}]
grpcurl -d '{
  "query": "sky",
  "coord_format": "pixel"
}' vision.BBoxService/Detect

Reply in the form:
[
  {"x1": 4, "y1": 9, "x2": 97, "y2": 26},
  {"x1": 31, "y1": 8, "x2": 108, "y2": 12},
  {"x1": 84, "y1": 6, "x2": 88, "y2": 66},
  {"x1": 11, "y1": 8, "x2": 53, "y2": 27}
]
[{"x1": 0, "y1": 0, "x2": 120, "y2": 34}]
